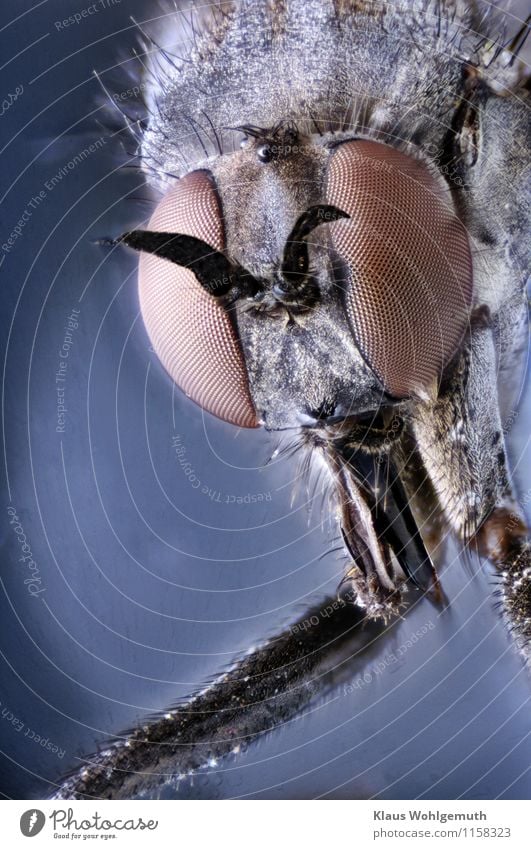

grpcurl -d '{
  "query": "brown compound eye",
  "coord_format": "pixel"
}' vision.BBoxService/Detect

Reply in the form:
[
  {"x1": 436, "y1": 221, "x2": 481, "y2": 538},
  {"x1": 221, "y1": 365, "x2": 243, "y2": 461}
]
[
  {"x1": 326, "y1": 140, "x2": 473, "y2": 398},
  {"x1": 137, "y1": 170, "x2": 258, "y2": 428}
]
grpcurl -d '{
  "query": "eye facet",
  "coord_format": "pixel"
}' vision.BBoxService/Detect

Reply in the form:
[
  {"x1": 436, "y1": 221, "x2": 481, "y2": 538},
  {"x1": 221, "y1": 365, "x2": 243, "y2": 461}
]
[
  {"x1": 326, "y1": 140, "x2": 473, "y2": 398},
  {"x1": 138, "y1": 170, "x2": 258, "y2": 427}
]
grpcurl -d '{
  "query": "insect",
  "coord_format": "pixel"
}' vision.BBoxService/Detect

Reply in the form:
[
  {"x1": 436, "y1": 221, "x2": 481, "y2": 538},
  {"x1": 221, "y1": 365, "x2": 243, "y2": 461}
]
[{"x1": 53, "y1": 0, "x2": 530, "y2": 799}]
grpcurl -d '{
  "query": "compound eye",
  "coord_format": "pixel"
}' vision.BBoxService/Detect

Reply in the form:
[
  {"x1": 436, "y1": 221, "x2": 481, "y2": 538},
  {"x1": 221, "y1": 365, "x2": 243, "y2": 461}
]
[
  {"x1": 138, "y1": 170, "x2": 258, "y2": 427},
  {"x1": 326, "y1": 140, "x2": 473, "y2": 398}
]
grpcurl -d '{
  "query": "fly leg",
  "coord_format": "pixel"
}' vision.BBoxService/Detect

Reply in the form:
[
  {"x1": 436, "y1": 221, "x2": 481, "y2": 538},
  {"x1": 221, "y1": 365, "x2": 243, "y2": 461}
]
[
  {"x1": 50, "y1": 593, "x2": 387, "y2": 800},
  {"x1": 476, "y1": 508, "x2": 531, "y2": 667},
  {"x1": 410, "y1": 321, "x2": 530, "y2": 664}
]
